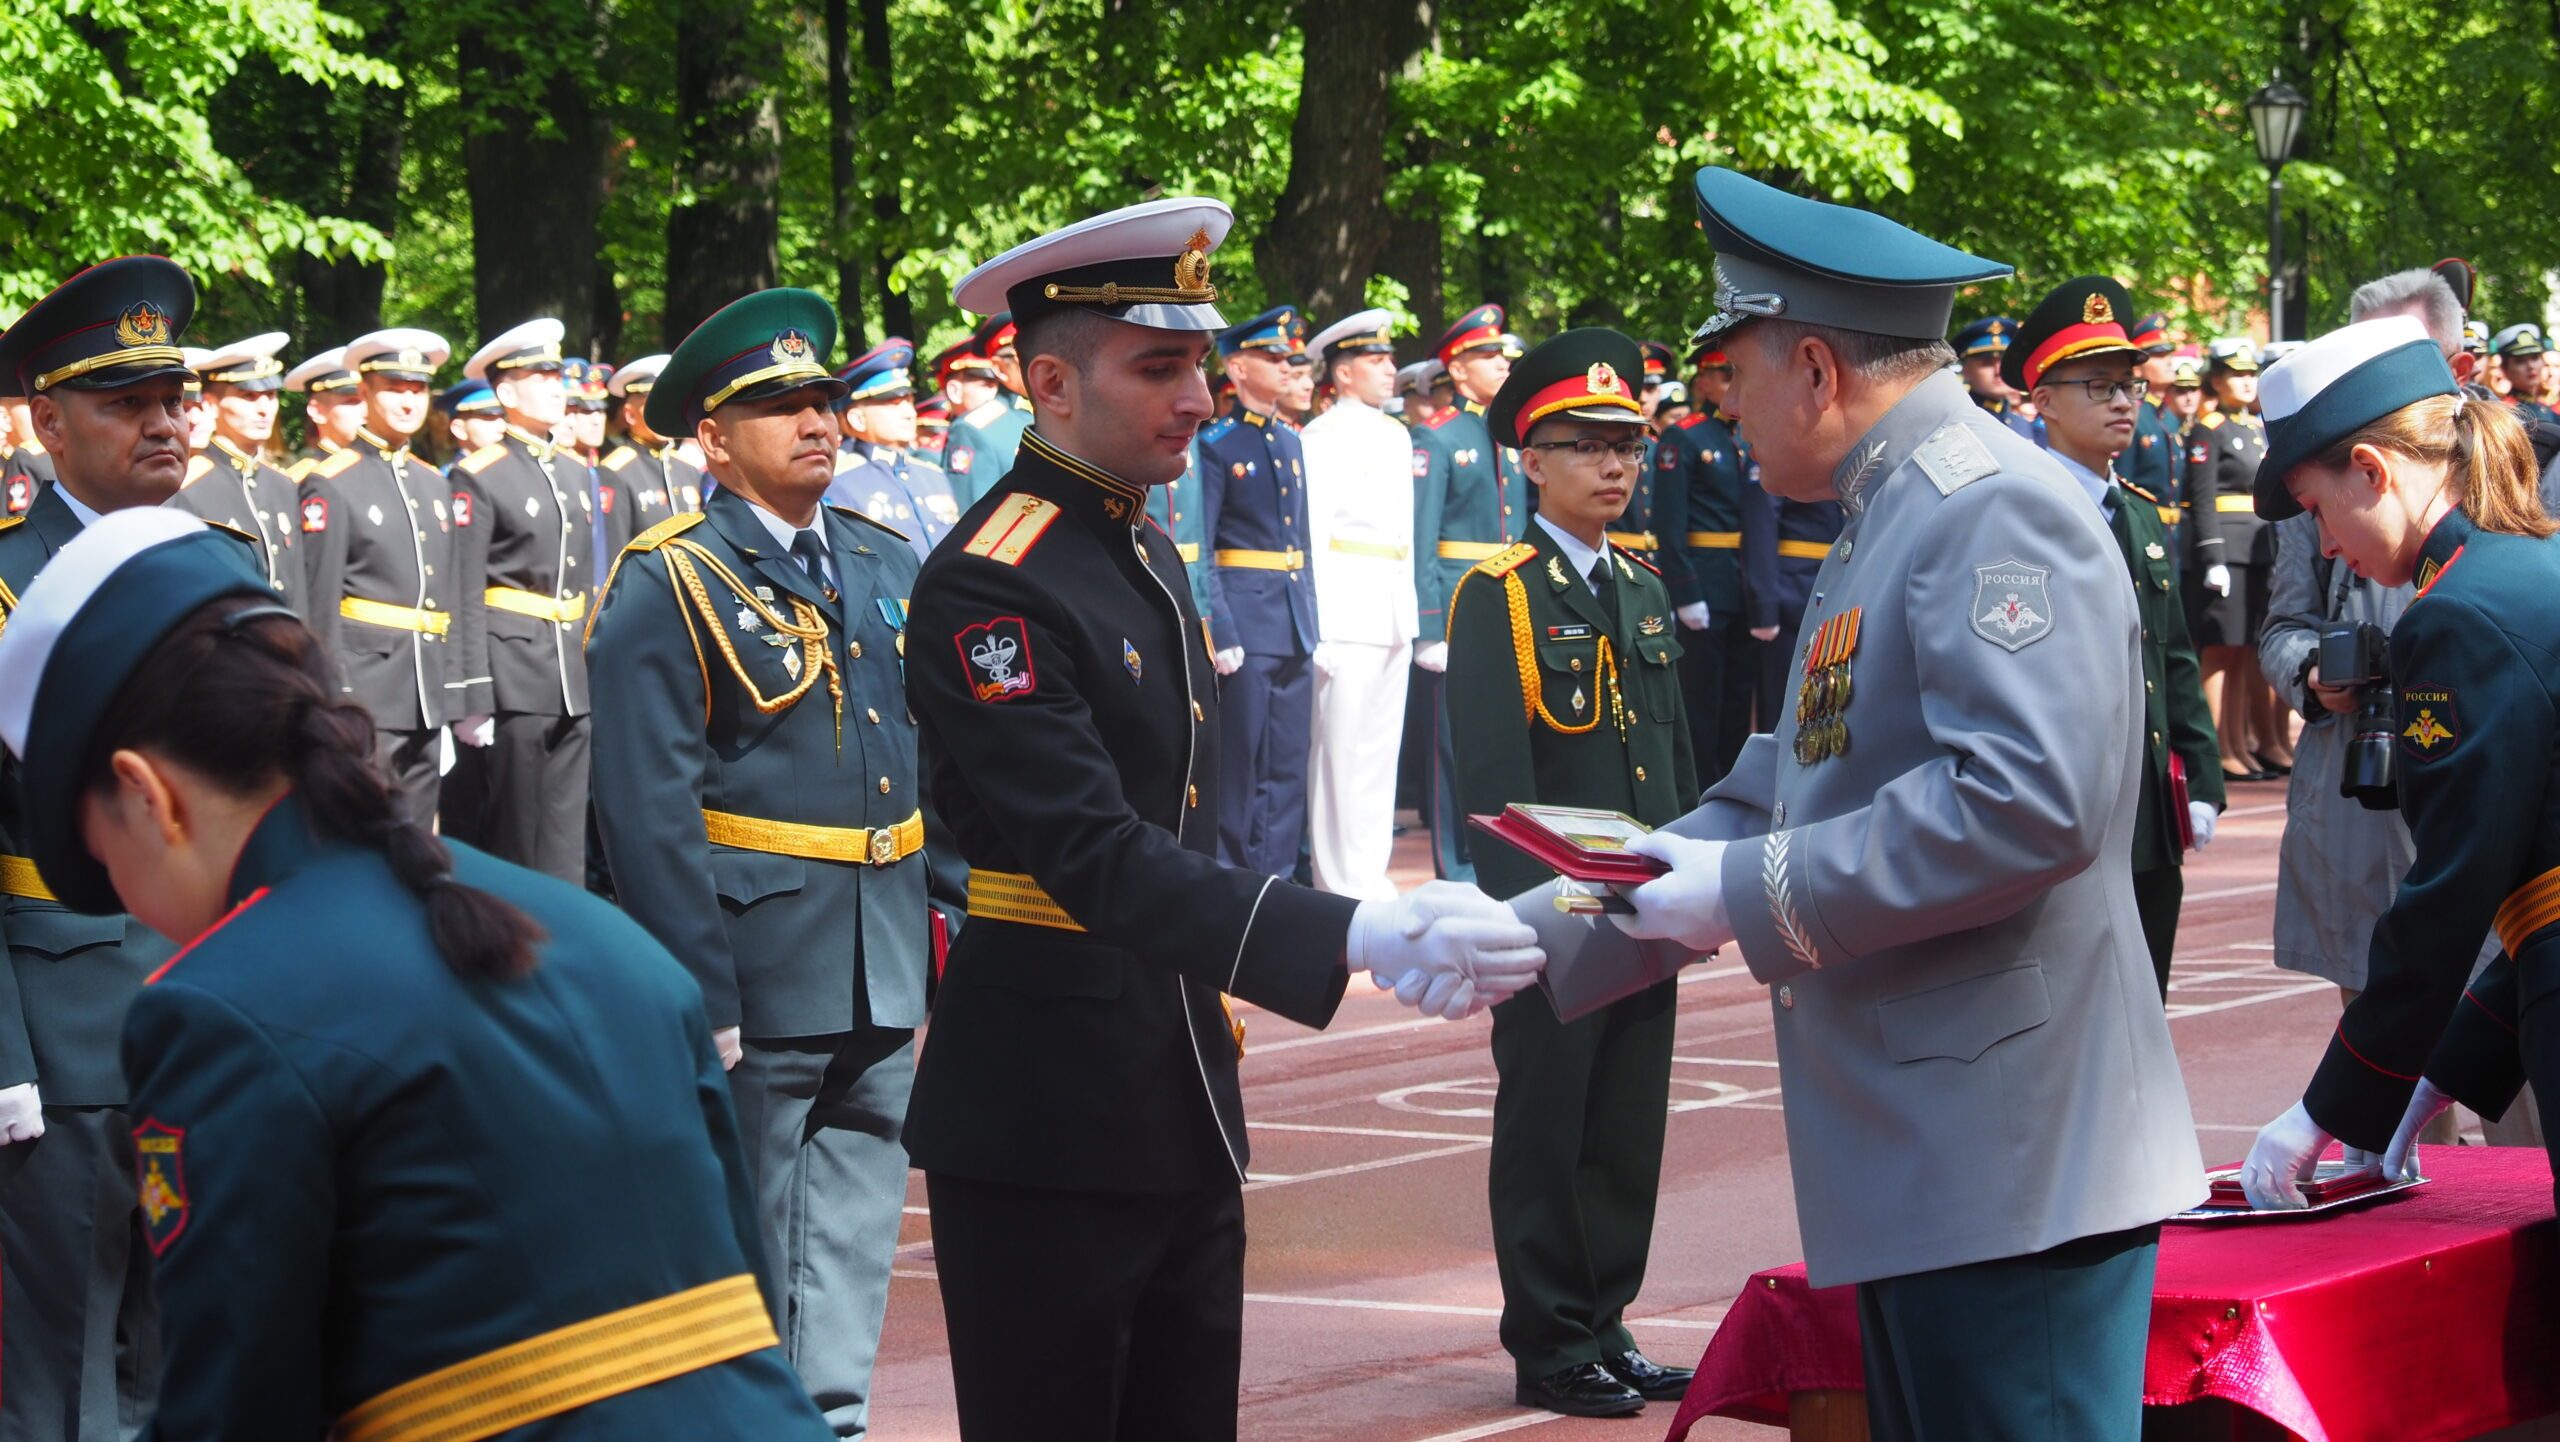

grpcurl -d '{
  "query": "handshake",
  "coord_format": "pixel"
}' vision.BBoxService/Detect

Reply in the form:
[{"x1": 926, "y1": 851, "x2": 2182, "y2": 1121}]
[{"x1": 1347, "y1": 881, "x2": 1547, "y2": 1019}]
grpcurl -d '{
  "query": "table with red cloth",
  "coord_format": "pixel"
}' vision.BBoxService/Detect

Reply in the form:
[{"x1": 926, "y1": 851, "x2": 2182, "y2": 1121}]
[{"x1": 1669, "y1": 1147, "x2": 2560, "y2": 1442}]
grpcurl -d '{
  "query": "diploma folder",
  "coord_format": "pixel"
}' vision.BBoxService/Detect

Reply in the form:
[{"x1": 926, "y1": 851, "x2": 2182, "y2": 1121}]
[{"x1": 1466, "y1": 804, "x2": 1670, "y2": 886}]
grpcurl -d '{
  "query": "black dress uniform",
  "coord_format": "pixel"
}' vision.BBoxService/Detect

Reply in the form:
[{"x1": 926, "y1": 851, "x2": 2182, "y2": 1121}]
[
  {"x1": 1646, "y1": 388, "x2": 1757, "y2": 781},
  {"x1": 587, "y1": 289, "x2": 944, "y2": 1436},
  {"x1": 1, "y1": 441, "x2": 54, "y2": 516},
  {"x1": 597, "y1": 438, "x2": 697, "y2": 554},
  {"x1": 1738, "y1": 454, "x2": 1845, "y2": 727},
  {"x1": 1448, "y1": 328, "x2": 1699, "y2": 1416},
  {"x1": 1197, "y1": 307, "x2": 1320, "y2": 876},
  {"x1": 446, "y1": 423, "x2": 595, "y2": 881},
  {"x1": 299, "y1": 429, "x2": 482, "y2": 821},
  {"x1": 2184, "y1": 351, "x2": 2263, "y2": 648},
  {"x1": 0, "y1": 255, "x2": 203, "y2": 1442},
  {"x1": 171, "y1": 436, "x2": 307, "y2": 614},
  {"x1": 909, "y1": 203, "x2": 1363, "y2": 1442}
]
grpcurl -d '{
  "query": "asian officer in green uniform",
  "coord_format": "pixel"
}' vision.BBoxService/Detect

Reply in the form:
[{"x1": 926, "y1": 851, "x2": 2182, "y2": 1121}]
[
  {"x1": 586, "y1": 289, "x2": 949, "y2": 1437},
  {"x1": 2006, "y1": 278, "x2": 2226, "y2": 996},
  {"x1": 1447, "y1": 329, "x2": 1699, "y2": 1419},
  {"x1": 0, "y1": 508, "x2": 832, "y2": 1442}
]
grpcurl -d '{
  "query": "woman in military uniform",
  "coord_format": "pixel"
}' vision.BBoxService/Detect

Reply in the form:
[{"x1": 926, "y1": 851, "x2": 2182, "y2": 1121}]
[
  {"x1": 0, "y1": 508, "x2": 830, "y2": 1440},
  {"x1": 2237, "y1": 316, "x2": 2560, "y2": 1206}
]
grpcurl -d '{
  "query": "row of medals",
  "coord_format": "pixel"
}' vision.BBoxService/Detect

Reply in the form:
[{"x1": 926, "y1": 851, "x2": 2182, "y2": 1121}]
[{"x1": 1793, "y1": 606, "x2": 1862, "y2": 765}]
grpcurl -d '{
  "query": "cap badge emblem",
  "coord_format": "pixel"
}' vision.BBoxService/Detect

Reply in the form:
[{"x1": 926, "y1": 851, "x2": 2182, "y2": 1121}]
[
  {"x1": 1587, "y1": 362, "x2": 1624, "y2": 396},
  {"x1": 1174, "y1": 228, "x2": 1216, "y2": 294},
  {"x1": 116, "y1": 302, "x2": 173, "y2": 347},
  {"x1": 2083, "y1": 293, "x2": 2115, "y2": 326},
  {"x1": 771, "y1": 329, "x2": 815, "y2": 366}
]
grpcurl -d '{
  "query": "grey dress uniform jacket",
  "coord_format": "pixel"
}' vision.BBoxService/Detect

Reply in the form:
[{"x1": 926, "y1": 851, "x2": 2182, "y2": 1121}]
[{"x1": 1698, "y1": 372, "x2": 2204, "y2": 1286}]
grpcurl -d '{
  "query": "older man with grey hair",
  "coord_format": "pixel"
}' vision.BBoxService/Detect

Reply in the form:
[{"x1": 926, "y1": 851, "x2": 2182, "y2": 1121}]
[{"x1": 2258, "y1": 264, "x2": 2546, "y2": 1157}]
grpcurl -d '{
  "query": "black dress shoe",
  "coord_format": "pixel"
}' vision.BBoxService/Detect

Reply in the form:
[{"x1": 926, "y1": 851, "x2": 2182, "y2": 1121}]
[
  {"x1": 1515, "y1": 1362, "x2": 1645, "y2": 1417},
  {"x1": 1603, "y1": 1349, "x2": 1696, "y2": 1402},
  {"x1": 2255, "y1": 751, "x2": 2294, "y2": 777}
]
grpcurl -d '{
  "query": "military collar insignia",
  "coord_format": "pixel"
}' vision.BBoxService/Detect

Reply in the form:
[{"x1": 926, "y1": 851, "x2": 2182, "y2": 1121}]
[
  {"x1": 1833, "y1": 438, "x2": 1889, "y2": 515},
  {"x1": 1547, "y1": 554, "x2": 1571, "y2": 588},
  {"x1": 1019, "y1": 429, "x2": 1147, "y2": 523}
]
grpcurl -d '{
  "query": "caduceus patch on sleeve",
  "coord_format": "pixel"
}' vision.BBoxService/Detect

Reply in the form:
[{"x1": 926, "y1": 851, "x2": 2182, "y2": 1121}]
[{"x1": 955, "y1": 617, "x2": 1037, "y2": 703}]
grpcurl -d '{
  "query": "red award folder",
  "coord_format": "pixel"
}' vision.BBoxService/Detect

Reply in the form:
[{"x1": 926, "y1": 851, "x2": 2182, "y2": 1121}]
[
  {"x1": 1466, "y1": 804, "x2": 1669, "y2": 886},
  {"x1": 2170, "y1": 753, "x2": 2195, "y2": 853}
]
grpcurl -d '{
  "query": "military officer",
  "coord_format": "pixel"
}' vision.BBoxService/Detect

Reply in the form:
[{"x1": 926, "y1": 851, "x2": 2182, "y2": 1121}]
[
  {"x1": 1448, "y1": 330, "x2": 1699, "y2": 1419},
  {"x1": 905, "y1": 198, "x2": 1544, "y2": 1442},
  {"x1": 2236, "y1": 318, "x2": 2559, "y2": 1206},
  {"x1": 827, "y1": 338, "x2": 959, "y2": 559},
  {"x1": 2188, "y1": 339, "x2": 2270, "y2": 780},
  {"x1": 2493, "y1": 323, "x2": 2559, "y2": 427},
  {"x1": 1646, "y1": 340, "x2": 1758, "y2": 781},
  {"x1": 587, "y1": 288, "x2": 948, "y2": 1437},
  {"x1": 445, "y1": 319, "x2": 595, "y2": 883},
  {"x1": 0, "y1": 254, "x2": 202, "y2": 1441},
  {"x1": 598, "y1": 354, "x2": 702, "y2": 556},
  {"x1": 2124, "y1": 313, "x2": 2191, "y2": 573},
  {"x1": 1396, "y1": 357, "x2": 1448, "y2": 424},
  {"x1": 2463, "y1": 319, "x2": 2492, "y2": 366},
  {"x1": 0, "y1": 391, "x2": 58, "y2": 500},
  {"x1": 914, "y1": 392, "x2": 950, "y2": 463},
  {"x1": 0, "y1": 403, "x2": 33, "y2": 518},
  {"x1": 1638, "y1": 339, "x2": 1676, "y2": 410},
  {"x1": 1955, "y1": 315, "x2": 2041, "y2": 440},
  {"x1": 1607, "y1": 170, "x2": 2204, "y2": 1441},
  {"x1": 564, "y1": 357, "x2": 613, "y2": 465},
  {"x1": 1301, "y1": 307, "x2": 1416, "y2": 901},
  {"x1": 438, "y1": 378, "x2": 509, "y2": 463},
  {"x1": 282, "y1": 346, "x2": 364, "y2": 476},
  {"x1": 1739, "y1": 443, "x2": 1845, "y2": 730},
  {"x1": 940, "y1": 313, "x2": 1035, "y2": 505},
  {"x1": 1413, "y1": 302, "x2": 1532, "y2": 878},
  {"x1": 178, "y1": 347, "x2": 219, "y2": 457},
  {"x1": 172, "y1": 332, "x2": 309, "y2": 612},
  {"x1": 2008, "y1": 279, "x2": 2226, "y2": 993},
  {"x1": 1195, "y1": 304, "x2": 1321, "y2": 876},
  {"x1": 298, "y1": 328, "x2": 480, "y2": 823},
  {"x1": 0, "y1": 508, "x2": 834, "y2": 1442}
]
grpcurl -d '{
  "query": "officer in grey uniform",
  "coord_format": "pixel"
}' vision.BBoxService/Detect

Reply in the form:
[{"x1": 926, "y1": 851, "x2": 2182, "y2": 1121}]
[
  {"x1": 447, "y1": 319, "x2": 595, "y2": 883},
  {"x1": 587, "y1": 288, "x2": 951, "y2": 1437},
  {"x1": 1599, "y1": 169, "x2": 2206, "y2": 1441}
]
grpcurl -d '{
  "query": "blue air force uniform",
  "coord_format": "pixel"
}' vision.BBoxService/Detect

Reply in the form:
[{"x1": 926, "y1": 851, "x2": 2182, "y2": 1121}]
[{"x1": 1197, "y1": 305, "x2": 1321, "y2": 875}]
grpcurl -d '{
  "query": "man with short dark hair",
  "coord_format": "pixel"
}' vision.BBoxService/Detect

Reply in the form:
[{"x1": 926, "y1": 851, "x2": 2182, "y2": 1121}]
[
  {"x1": 939, "y1": 314, "x2": 1033, "y2": 505},
  {"x1": 172, "y1": 332, "x2": 307, "y2": 612},
  {"x1": 283, "y1": 346, "x2": 364, "y2": 473}
]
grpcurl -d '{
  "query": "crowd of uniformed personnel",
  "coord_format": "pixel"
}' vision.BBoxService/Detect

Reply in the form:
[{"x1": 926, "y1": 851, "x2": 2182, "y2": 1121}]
[{"x1": 4, "y1": 180, "x2": 2560, "y2": 1442}]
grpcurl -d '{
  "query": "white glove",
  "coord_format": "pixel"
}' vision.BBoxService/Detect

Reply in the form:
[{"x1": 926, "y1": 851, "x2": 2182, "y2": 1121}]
[
  {"x1": 712, "y1": 1026, "x2": 743, "y2": 1072},
  {"x1": 1311, "y1": 642, "x2": 1339, "y2": 680},
  {"x1": 1414, "y1": 640, "x2": 1449, "y2": 674},
  {"x1": 0, "y1": 1083, "x2": 42, "y2": 1145},
  {"x1": 454, "y1": 714, "x2": 497, "y2": 748},
  {"x1": 1214, "y1": 646, "x2": 1245, "y2": 677},
  {"x1": 2382, "y1": 1077, "x2": 2453, "y2": 1184},
  {"x1": 2203, "y1": 564, "x2": 2232, "y2": 597},
  {"x1": 1675, "y1": 602, "x2": 1710, "y2": 631},
  {"x1": 2239, "y1": 1100, "x2": 2332, "y2": 1210},
  {"x1": 2189, "y1": 801, "x2": 2218, "y2": 849},
  {"x1": 1609, "y1": 832, "x2": 1734, "y2": 953},
  {"x1": 1348, "y1": 880, "x2": 1546, "y2": 1020}
]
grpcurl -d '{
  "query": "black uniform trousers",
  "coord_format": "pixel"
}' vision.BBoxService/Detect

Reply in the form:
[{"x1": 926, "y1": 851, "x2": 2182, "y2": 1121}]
[
  {"x1": 1428, "y1": 679, "x2": 1473, "y2": 881},
  {"x1": 442, "y1": 713, "x2": 590, "y2": 883},
  {"x1": 1487, "y1": 978, "x2": 1678, "y2": 1380},
  {"x1": 927, "y1": 1172, "x2": 1245, "y2": 1442},
  {"x1": 1857, "y1": 1224, "x2": 2159, "y2": 1442},
  {"x1": 1214, "y1": 652, "x2": 1311, "y2": 878},
  {"x1": 376, "y1": 726, "x2": 441, "y2": 829},
  {"x1": 2132, "y1": 865, "x2": 2184, "y2": 999},
  {"x1": 0, "y1": 1108, "x2": 160, "y2": 1442},
  {"x1": 1678, "y1": 612, "x2": 1760, "y2": 786}
]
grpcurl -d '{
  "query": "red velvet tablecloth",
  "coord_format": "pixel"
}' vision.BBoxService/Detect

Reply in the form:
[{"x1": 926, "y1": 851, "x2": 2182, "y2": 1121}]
[{"x1": 1670, "y1": 1148, "x2": 2560, "y2": 1442}]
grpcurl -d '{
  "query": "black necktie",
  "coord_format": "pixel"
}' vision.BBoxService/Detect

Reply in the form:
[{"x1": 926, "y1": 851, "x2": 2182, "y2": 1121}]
[{"x1": 791, "y1": 529, "x2": 828, "y2": 589}]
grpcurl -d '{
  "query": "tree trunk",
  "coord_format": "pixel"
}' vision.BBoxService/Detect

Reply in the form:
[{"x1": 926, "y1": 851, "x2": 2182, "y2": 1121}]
[
  {"x1": 664, "y1": 0, "x2": 781, "y2": 342},
  {"x1": 860, "y1": 0, "x2": 913, "y2": 342},
  {"x1": 827, "y1": 0, "x2": 866, "y2": 345},
  {"x1": 461, "y1": 24, "x2": 603, "y2": 352},
  {"x1": 1254, "y1": 0, "x2": 1432, "y2": 316}
]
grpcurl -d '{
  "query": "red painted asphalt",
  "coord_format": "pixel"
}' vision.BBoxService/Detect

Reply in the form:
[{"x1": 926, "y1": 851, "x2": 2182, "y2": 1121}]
[{"x1": 870, "y1": 778, "x2": 2390, "y2": 1440}]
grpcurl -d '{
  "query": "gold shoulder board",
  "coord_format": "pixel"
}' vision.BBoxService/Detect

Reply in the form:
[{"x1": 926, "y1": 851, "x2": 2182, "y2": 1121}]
[
  {"x1": 1475, "y1": 541, "x2": 1539, "y2": 577},
  {"x1": 459, "y1": 442, "x2": 510, "y2": 476},
  {"x1": 603, "y1": 446, "x2": 638, "y2": 473},
  {"x1": 961, "y1": 494, "x2": 1059, "y2": 567},
  {"x1": 316, "y1": 447, "x2": 364, "y2": 479},
  {"x1": 627, "y1": 511, "x2": 706, "y2": 552}
]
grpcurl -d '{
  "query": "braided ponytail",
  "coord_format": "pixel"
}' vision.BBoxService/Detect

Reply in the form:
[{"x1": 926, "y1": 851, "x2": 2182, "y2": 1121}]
[{"x1": 83, "y1": 601, "x2": 545, "y2": 981}]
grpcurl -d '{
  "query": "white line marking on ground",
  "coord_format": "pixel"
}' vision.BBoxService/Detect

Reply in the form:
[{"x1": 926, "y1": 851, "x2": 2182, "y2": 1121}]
[
  {"x1": 1412, "y1": 1412, "x2": 1570, "y2": 1441},
  {"x1": 1242, "y1": 1141, "x2": 1491, "y2": 1193},
  {"x1": 2221, "y1": 802, "x2": 2289, "y2": 817},
  {"x1": 2166, "y1": 980, "x2": 2332, "y2": 1018},
  {"x1": 1254, "y1": 1121, "x2": 1489, "y2": 1143},
  {"x1": 1672, "y1": 1056, "x2": 1780, "y2": 1067},
  {"x1": 1251, "y1": 965, "x2": 1758, "y2": 1056},
  {"x1": 2186, "y1": 880, "x2": 2280, "y2": 901}
]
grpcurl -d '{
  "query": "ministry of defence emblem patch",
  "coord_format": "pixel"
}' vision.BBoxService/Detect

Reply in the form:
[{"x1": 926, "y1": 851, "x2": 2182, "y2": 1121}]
[{"x1": 1971, "y1": 558, "x2": 2054, "y2": 652}]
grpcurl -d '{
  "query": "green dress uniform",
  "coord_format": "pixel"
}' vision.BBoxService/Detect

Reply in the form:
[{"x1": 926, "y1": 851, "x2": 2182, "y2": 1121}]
[
  {"x1": 170, "y1": 438, "x2": 308, "y2": 614},
  {"x1": 2123, "y1": 393, "x2": 2189, "y2": 572},
  {"x1": 585, "y1": 289, "x2": 944, "y2": 1437}
]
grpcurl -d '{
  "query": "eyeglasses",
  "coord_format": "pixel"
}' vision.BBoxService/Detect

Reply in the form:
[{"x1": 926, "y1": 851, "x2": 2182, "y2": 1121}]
[
  {"x1": 2055, "y1": 377, "x2": 2150, "y2": 403},
  {"x1": 1528, "y1": 436, "x2": 1651, "y2": 463}
]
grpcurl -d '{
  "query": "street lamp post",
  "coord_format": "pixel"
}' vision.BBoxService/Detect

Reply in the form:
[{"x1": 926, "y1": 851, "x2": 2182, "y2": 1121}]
[{"x1": 2248, "y1": 78, "x2": 2309, "y2": 343}]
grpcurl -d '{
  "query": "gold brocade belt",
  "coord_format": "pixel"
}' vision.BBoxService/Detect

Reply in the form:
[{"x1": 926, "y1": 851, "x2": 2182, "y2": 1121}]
[
  {"x1": 2159, "y1": 506, "x2": 2183, "y2": 527},
  {"x1": 1605, "y1": 532, "x2": 1657, "y2": 551},
  {"x1": 702, "y1": 808, "x2": 922, "y2": 867},
  {"x1": 1777, "y1": 540, "x2": 1834, "y2": 561},
  {"x1": 341, "y1": 597, "x2": 451, "y2": 636},
  {"x1": 1213, "y1": 548, "x2": 1304, "y2": 571},
  {"x1": 965, "y1": 870, "x2": 1244, "y2": 1054},
  {"x1": 334, "y1": 1274, "x2": 775, "y2": 1442},
  {"x1": 2495, "y1": 867, "x2": 2560, "y2": 959},
  {"x1": 1327, "y1": 538, "x2": 1410, "y2": 560},
  {"x1": 1436, "y1": 540, "x2": 1508, "y2": 561},
  {"x1": 2214, "y1": 496, "x2": 2256, "y2": 514},
  {"x1": 485, "y1": 586, "x2": 589, "y2": 623},
  {"x1": 1175, "y1": 543, "x2": 1201, "y2": 563},
  {"x1": 1686, "y1": 531, "x2": 1742, "y2": 549},
  {"x1": 0, "y1": 855, "x2": 54, "y2": 901}
]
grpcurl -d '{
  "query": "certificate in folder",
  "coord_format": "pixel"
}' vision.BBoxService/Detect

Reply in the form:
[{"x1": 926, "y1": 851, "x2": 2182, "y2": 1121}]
[{"x1": 1467, "y1": 804, "x2": 1669, "y2": 893}]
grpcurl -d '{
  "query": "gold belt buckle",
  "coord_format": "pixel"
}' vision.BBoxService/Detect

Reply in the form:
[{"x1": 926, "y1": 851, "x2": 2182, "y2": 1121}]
[{"x1": 868, "y1": 828, "x2": 897, "y2": 866}]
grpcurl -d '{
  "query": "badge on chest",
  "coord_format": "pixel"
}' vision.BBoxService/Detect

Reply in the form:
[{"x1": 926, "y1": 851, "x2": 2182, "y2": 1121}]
[{"x1": 1794, "y1": 607, "x2": 1861, "y2": 765}]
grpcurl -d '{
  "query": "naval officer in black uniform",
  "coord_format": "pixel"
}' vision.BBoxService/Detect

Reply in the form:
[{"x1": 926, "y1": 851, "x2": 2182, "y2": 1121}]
[{"x1": 905, "y1": 198, "x2": 1548, "y2": 1442}]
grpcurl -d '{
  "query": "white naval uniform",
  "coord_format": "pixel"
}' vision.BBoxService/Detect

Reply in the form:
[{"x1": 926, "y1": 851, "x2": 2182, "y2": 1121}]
[{"x1": 1300, "y1": 395, "x2": 1418, "y2": 901}]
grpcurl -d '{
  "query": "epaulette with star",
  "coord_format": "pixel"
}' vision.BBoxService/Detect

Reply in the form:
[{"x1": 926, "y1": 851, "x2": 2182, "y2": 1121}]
[
  {"x1": 1472, "y1": 541, "x2": 1538, "y2": 577},
  {"x1": 961, "y1": 493, "x2": 1061, "y2": 567},
  {"x1": 458, "y1": 442, "x2": 509, "y2": 475}
]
